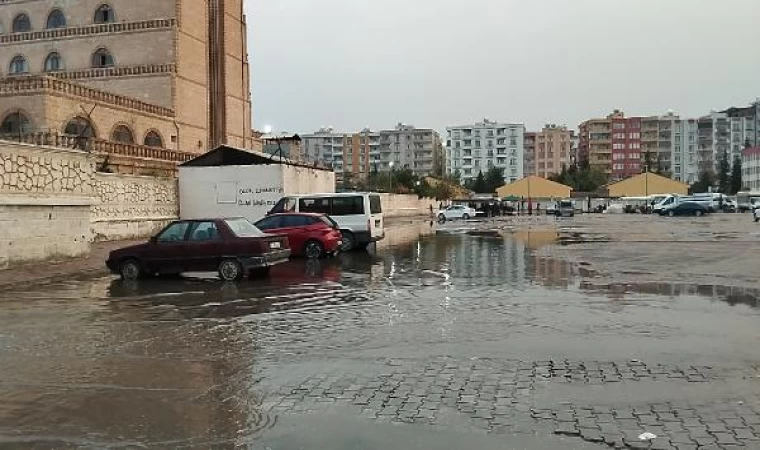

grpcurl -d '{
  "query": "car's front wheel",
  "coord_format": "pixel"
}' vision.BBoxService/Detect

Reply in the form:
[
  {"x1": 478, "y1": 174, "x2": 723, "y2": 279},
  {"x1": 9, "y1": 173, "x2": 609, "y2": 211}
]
[
  {"x1": 438, "y1": 214, "x2": 446, "y2": 224},
  {"x1": 463, "y1": 213, "x2": 470, "y2": 220},
  {"x1": 218, "y1": 258, "x2": 244, "y2": 282},
  {"x1": 304, "y1": 240, "x2": 324, "y2": 259},
  {"x1": 695, "y1": 210, "x2": 703, "y2": 217},
  {"x1": 668, "y1": 210, "x2": 675, "y2": 217},
  {"x1": 119, "y1": 259, "x2": 143, "y2": 280}
]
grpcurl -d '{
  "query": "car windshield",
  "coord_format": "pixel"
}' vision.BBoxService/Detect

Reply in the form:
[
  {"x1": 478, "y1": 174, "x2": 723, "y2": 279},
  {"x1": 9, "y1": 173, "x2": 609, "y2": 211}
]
[{"x1": 224, "y1": 218, "x2": 266, "y2": 237}]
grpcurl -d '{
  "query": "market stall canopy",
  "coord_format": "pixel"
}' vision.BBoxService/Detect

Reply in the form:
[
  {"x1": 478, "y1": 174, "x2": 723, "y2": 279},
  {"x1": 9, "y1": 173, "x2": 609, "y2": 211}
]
[
  {"x1": 496, "y1": 176, "x2": 572, "y2": 199},
  {"x1": 606, "y1": 172, "x2": 688, "y2": 197}
]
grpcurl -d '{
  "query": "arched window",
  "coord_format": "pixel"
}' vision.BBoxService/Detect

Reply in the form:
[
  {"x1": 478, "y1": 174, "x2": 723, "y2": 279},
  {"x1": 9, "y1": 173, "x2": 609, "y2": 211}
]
[
  {"x1": 1, "y1": 112, "x2": 31, "y2": 134},
  {"x1": 143, "y1": 130, "x2": 163, "y2": 148},
  {"x1": 64, "y1": 117, "x2": 95, "y2": 138},
  {"x1": 46, "y1": 9, "x2": 66, "y2": 29},
  {"x1": 44, "y1": 52, "x2": 63, "y2": 72},
  {"x1": 91, "y1": 48, "x2": 114, "y2": 68},
  {"x1": 9, "y1": 55, "x2": 28, "y2": 74},
  {"x1": 94, "y1": 4, "x2": 115, "y2": 24},
  {"x1": 111, "y1": 125, "x2": 134, "y2": 144},
  {"x1": 12, "y1": 13, "x2": 31, "y2": 33}
]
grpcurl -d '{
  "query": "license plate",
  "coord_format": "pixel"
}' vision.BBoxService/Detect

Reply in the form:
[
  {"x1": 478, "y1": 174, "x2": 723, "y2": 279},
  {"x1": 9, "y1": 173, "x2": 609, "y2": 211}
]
[{"x1": 269, "y1": 241, "x2": 281, "y2": 249}]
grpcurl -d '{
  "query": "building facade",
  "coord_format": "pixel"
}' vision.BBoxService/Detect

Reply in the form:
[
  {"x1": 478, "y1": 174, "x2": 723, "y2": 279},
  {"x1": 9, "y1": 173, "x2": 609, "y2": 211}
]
[
  {"x1": 379, "y1": 123, "x2": 443, "y2": 177},
  {"x1": 446, "y1": 119, "x2": 525, "y2": 184},
  {"x1": 0, "y1": 0, "x2": 253, "y2": 154},
  {"x1": 523, "y1": 132, "x2": 536, "y2": 177},
  {"x1": 301, "y1": 127, "x2": 381, "y2": 182},
  {"x1": 532, "y1": 125, "x2": 573, "y2": 179},
  {"x1": 742, "y1": 146, "x2": 760, "y2": 191}
]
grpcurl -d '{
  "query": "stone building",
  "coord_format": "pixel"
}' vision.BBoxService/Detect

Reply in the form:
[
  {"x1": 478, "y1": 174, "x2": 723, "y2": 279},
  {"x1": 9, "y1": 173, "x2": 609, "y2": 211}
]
[{"x1": 0, "y1": 0, "x2": 253, "y2": 156}]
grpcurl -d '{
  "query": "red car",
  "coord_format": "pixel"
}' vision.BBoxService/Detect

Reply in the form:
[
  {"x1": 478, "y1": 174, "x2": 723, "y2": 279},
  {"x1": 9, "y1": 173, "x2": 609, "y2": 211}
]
[
  {"x1": 106, "y1": 218, "x2": 290, "y2": 281},
  {"x1": 254, "y1": 213, "x2": 342, "y2": 259}
]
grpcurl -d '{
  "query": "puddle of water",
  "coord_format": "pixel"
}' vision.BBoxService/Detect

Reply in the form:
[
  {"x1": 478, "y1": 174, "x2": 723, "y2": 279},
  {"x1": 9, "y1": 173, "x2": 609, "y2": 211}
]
[{"x1": 0, "y1": 226, "x2": 759, "y2": 447}]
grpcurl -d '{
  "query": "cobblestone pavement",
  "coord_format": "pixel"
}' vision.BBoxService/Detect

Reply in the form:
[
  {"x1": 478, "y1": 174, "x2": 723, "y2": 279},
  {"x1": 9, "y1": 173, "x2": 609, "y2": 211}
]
[{"x1": 261, "y1": 358, "x2": 760, "y2": 449}]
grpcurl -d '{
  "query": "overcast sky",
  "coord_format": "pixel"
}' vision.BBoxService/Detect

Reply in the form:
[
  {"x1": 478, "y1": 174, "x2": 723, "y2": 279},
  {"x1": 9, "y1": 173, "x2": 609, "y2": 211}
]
[{"x1": 247, "y1": 0, "x2": 760, "y2": 135}]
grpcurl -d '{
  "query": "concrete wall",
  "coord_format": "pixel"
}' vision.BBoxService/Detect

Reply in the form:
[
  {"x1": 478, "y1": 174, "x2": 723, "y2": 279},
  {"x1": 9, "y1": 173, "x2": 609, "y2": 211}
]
[
  {"x1": 91, "y1": 173, "x2": 178, "y2": 241},
  {"x1": 380, "y1": 193, "x2": 437, "y2": 219},
  {"x1": 0, "y1": 141, "x2": 95, "y2": 268}
]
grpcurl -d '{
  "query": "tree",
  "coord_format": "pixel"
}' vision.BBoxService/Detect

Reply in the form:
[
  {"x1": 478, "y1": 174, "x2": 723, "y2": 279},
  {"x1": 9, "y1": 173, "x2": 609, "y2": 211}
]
[
  {"x1": 718, "y1": 151, "x2": 730, "y2": 193},
  {"x1": 731, "y1": 156, "x2": 743, "y2": 195},
  {"x1": 484, "y1": 167, "x2": 505, "y2": 193},
  {"x1": 471, "y1": 171, "x2": 487, "y2": 193},
  {"x1": 690, "y1": 170, "x2": 714, "y2": 194}
]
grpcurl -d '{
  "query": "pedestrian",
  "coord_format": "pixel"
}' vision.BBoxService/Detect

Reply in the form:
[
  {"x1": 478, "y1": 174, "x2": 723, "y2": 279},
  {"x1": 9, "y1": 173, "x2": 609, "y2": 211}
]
[
  {"x1": 537, "y1": 202, "x2": 541, "y2": 215},
  {"x1": 429, "y1": 204, "x2": 434, "y2": 218},
  {"x1": 528, "y1": 201, "x2": 533, "y2": 216}
]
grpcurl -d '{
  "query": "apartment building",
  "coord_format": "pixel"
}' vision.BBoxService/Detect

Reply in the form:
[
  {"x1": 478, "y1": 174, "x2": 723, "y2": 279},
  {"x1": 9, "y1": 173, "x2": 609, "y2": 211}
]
[
  {"x1": 696, "y1": 110, "x2": 755, "y2": 177},
  {"x1": 742, "y1": 147, "x2": 760, "y2": 191},
  {"x1": 532, "y1": 125, "x2": 573, "y2": 178},
  {"x1": 378, "y1": 123, "x2": 443, "y2": 177},
  {"x1": 301, "y1": 127, "x2": 380, "y2": 181},
  {"x1": 523, "y1": 132, "x2": 536, "y2": 177},
  {"x1": 446, "y1": 119, "x2": 525, "y2": 184}
]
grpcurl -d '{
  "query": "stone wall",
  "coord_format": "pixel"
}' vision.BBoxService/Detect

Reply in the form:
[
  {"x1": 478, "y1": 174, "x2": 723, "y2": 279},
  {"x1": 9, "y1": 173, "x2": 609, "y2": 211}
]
[
  {"x1": 92, "y1": 173, "x2": 178, "y2": 241},
  {"x1": 0, "y1": 141, "x2": 95, "y2": 268}
]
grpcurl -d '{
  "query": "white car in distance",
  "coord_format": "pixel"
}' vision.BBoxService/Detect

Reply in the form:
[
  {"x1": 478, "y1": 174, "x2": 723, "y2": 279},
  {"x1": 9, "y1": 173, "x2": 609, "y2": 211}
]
[{"x1": 438, "y1": 205, "x2": 480, "y2": 223}]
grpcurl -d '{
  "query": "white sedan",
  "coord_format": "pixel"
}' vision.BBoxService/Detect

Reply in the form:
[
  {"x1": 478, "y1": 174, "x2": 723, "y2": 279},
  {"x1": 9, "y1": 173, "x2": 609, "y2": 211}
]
[
  {"x1": 754, "y1": 206, "x2": 760, "y2": 223},
  {"x1": 438, "y1": 205, "x2": 481, "y2": 223}
]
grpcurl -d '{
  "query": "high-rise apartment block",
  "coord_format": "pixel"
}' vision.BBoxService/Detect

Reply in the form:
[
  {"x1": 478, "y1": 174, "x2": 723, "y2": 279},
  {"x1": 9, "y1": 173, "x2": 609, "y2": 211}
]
[
  {"x1": 0, "y1": 0, "x2": 253, "y2": 154},
  {"x1": 530, "y1": 125, "x2": 574, "y2": 179},
  {"x1": 378, "y1": 124, "x2": 443, "y2": 177},
  {"x1": 301, "y1": 128, "x2": 380, "y2": 182},
  {"x1": 523, "y1": 132, "x2": 536, "y2": 177},
  {"x1": 446, "y1": 119, "x2": 525, "y2": 184}
]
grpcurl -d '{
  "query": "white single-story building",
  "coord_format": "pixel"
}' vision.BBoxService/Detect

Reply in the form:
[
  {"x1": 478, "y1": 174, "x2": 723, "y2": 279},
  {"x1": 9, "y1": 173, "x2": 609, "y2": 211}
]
[{"x1": 178, "y1": 146, "x2": 335, "y2": 223}]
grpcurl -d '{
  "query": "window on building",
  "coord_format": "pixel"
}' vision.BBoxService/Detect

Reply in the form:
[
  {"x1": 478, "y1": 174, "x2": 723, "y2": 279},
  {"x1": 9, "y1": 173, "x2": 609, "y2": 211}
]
[
  {"x1": 46, "y1": 9, "x2": 66, "y2": 29},
  {"x1": 64, "y1": 117, "x2": 95, "y2": 138},
  {"x1": 94, "y1": 4, "x2": 115, "y2": 24},
  {"x1": 143, "y1": 131, "x2": 163, "y2": 148},
  {"x1": 111, "y1": 125, "x2": 133, "y2": 143},
  {"x1": 9, "y1": 55, "x2": 28, "y2": 74},
  {"x1": 91, "y1": 48, "x2": 114, "y2": 68},
  {"x1": 44, "y1": 52, "x2": 62, "y2": 72},
  {"x1": 1, "y1": 112, "x2": 31, "y2": 134},
  {"x1": 12, "y1": 14, "x2": 31, "y2": 33}
]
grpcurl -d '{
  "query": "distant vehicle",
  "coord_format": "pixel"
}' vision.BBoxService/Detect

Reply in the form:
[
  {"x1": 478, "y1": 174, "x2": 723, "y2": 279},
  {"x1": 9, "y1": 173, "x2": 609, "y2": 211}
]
[
  {"x1": 254, "y1": 213, "x2": 342, "y2": 259},
  {"x1": 437, "y1": 205, "x2": 481, "y2": 223},
  {"x1": 754, "y1": 205, "x2": 760, "y2": 223},
  {"x1": 737, "y1": 191, "x2": 760, "y2": 212},
  {"x1": 653, "y1": 193, "x2": 729, "y2": 213},
  {"x1": 269, "y1": 193, "x2": 384, "y2": 252},
  {"x1": 657, "y1": 202, "x2": 709, "y2": 217},
  {"x1": 106, "y1": 218, "x2": 290, "y2": 281},
  {"x1": 557, "y1": 200, "x2": 575, "y2": 217}
]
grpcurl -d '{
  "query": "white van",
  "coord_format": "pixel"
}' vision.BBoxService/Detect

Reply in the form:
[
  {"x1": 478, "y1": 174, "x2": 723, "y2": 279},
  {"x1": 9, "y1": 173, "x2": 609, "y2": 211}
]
[{"x1": 269, "y1": 193, "x2": 384, "y2": 251}]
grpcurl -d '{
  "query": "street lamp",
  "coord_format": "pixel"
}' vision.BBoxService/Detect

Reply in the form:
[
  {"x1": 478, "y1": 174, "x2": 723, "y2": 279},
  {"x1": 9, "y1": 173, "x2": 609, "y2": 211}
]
[{"x1": 388, "y1": 161, "x2": 395, "y2": 192}]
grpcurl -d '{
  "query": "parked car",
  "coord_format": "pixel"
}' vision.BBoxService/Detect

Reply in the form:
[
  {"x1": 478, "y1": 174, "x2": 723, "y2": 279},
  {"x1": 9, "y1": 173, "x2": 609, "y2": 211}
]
[
  {"x1": 658, "y1": 202, "x2": 709, "y2": 217},
  {"x1": 437, "y1": 205, "x2": 481, "y2": 223},
  {"x1": 753, "y1": 205, "x2": 760, "y2": 223},
  {"x1": 254, "y1": 213, "x2": 342, "y2": 259},
  {"x1": 556, "y1": 200, "x2": 575, "y2": 217},
  {"x1": 106, "y1": 218, "x2": 291, "y2": 281},
  {"x1": 269, "y1": 193, "x2": 384, "y2": 252}
]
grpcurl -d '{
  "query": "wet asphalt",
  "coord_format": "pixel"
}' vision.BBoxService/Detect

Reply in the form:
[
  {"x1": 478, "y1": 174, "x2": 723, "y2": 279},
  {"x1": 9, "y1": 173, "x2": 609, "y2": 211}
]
[{"x1": 1, "y1": 222, "x2": 760, "y2": 449}]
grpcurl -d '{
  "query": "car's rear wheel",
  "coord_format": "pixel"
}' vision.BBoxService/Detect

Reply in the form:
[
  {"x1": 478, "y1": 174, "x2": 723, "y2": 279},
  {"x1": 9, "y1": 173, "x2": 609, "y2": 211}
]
[
  {"x1": 218, "y1": 258, "x2": 243, "y2": 282},
  {"x1": 119, "y1": 259, "x2": 143, "y2": 280},
  {"x1": 304, "y1": 240, "x2": 324, "y2": 259},
  {"x1": 340, "y1": 231, "x2": 356, "y2": 252},
  {"x1": 668, "y1": 210, "x2": 675, "y2": 217},
  {"x1": 438, "y1": 214, "x2": 446, "y2": 224},
  {"x1": 462, "y1": 213, "x2": 470, "y2": 220},
  {"x1": 695, "y1": 210, "x2": 703, "y2": 217}
]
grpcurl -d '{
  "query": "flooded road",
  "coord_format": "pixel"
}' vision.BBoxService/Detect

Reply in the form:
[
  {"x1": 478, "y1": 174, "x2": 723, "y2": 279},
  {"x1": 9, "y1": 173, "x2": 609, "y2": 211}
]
[{"x1": 2, "y1": 222, "x2": 760, "y2": 448}]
